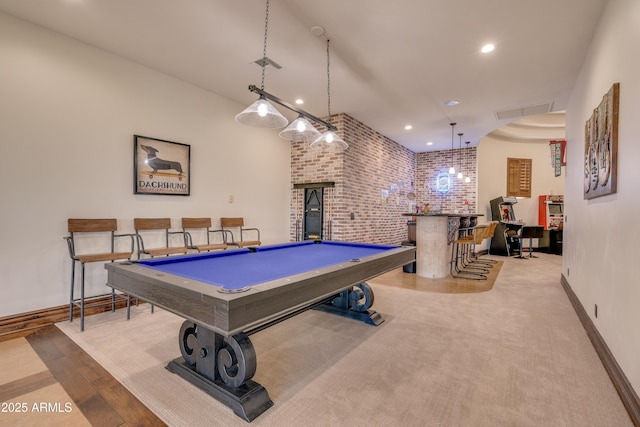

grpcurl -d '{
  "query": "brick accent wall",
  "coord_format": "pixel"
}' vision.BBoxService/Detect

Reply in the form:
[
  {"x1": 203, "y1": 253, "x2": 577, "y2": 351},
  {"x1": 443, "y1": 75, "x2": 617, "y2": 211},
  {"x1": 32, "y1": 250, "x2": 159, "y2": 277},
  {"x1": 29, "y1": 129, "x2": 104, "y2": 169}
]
[
  {"x1": 290, "y1": 114, "x2": 478, "y2": 244},
  {"x1": 416, "y1": 148, "x2": 477, "y2": 213},
  {"x1": 290, "y1": 114, "x2": 416, "y2": 245}
]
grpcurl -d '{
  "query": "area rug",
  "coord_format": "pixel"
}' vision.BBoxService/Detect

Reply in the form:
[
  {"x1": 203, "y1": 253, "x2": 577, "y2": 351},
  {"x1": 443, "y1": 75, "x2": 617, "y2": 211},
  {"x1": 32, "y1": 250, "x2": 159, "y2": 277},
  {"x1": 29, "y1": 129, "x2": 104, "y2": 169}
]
[{"x1": 374, "y1": 260, "x2": 503, "y2": 294}]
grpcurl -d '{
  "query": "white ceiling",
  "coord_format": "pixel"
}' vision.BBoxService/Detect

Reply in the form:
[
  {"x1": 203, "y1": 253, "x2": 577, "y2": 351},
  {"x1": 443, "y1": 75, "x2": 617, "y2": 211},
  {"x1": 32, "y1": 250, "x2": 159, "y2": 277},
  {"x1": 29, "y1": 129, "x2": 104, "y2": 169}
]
[{"x1": 0, "y1": 0, "x2": 606, "y2": 152}]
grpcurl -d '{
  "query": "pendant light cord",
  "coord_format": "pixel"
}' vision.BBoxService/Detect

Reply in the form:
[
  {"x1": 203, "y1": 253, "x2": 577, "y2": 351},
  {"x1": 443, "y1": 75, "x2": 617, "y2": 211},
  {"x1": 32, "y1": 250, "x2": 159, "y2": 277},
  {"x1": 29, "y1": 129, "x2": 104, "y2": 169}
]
[
  {"x1": 326, "y1": 39, "x2": 332, "y2": 118},
  {"x1": 459, "y1": 132, "x2": 463, "y2": 171},
  {"x1": 260, "y1": 0, "x2": 271, "y2": 91},
  {"x1": 450, "y1": 122, "x2": 456, "y2": 168}
]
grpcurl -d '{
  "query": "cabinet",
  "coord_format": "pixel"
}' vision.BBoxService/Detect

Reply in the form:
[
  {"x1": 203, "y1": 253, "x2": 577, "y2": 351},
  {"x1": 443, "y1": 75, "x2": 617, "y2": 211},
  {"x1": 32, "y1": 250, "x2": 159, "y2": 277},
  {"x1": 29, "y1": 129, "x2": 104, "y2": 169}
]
[{"x1": 549, "y1": 229, "x2": 563, "y2": 255}]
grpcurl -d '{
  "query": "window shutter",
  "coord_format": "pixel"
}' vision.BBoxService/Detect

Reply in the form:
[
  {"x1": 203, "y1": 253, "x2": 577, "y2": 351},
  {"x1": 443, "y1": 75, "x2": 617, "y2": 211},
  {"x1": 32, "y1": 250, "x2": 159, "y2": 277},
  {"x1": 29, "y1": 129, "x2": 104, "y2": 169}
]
[{"x1": 506, "y1": 158, "x2": 532, "y2": 198}]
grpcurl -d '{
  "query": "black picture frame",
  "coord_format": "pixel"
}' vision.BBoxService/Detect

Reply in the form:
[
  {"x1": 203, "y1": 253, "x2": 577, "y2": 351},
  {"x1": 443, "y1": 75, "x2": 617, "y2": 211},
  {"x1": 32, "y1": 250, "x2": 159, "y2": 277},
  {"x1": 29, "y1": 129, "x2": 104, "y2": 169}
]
[{"x1": 134, "y1": 135, "x2": 190, "y2": 196}]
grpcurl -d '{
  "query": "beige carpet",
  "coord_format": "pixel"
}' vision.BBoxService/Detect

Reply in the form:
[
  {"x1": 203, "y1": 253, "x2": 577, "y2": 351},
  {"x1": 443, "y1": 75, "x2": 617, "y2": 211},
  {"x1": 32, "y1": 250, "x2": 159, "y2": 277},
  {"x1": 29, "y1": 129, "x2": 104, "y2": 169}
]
[{"x1": 56, "y1": 253, "x2": 633, "y2": 427}]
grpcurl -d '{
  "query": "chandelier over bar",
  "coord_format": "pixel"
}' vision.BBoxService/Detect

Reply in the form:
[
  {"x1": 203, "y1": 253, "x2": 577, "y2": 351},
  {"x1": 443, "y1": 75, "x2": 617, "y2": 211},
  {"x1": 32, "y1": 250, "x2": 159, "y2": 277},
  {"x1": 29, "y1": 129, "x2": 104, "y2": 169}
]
[
  {"x1": 464, "y1": 141, "x2": 471, "y2": 183},
  {"x1": 457, "y1": 132, "x2": 464, "y2": 179},
  {"x1": 448, "y1": 122, "x2": 456, "y2": 175}
]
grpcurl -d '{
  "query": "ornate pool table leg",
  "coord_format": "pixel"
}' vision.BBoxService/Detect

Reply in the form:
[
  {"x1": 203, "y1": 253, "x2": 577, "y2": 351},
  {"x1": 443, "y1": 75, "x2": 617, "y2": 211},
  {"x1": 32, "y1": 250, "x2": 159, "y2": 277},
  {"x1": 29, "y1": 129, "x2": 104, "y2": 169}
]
[
  {"x1": 166, "y1": 320, "x2": 273, "y2": 422},
  {"x1": 315, "y1": 282, "x2": 384, "y2": 325}
]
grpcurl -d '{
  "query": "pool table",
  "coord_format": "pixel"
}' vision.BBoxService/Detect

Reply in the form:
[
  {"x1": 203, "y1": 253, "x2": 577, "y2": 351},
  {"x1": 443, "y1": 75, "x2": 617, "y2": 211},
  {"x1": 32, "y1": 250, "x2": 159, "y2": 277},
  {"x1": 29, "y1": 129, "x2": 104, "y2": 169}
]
[{"x1": 105, "y1": 240, "x2": 415, "y2": 421}]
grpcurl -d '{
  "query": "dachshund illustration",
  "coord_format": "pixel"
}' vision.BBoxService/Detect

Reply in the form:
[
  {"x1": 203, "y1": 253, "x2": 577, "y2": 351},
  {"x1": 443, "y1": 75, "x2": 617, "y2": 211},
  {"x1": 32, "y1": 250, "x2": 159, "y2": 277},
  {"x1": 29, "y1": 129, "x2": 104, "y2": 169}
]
[{"x1": 140, "y1": 145, "x2": 184, "y2": 176}]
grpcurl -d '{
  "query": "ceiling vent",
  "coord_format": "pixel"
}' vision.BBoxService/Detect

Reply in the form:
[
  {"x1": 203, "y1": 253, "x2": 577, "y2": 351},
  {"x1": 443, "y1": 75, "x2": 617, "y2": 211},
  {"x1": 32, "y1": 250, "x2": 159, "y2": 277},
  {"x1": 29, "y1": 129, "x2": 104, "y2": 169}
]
[
  {"x1": 253, "y1": 56, "x2": 282, "y2": 69},
  {"x1": 495, "y1": 101, "x2": 554, "y2": 120}
]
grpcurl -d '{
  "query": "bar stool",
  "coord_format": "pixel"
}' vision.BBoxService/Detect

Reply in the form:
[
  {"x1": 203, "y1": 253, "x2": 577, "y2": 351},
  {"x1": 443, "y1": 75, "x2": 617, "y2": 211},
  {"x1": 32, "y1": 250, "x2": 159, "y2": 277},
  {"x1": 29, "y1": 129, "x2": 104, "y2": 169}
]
[
  {"x1": 465, "y1": 225, "x2": 493, "y2": 272},
  {"x1": 182, "y1": 217, "x2": 229, "y2": 252},
  {"x1": 65, "y1": 219, "x2": 134, "y2": 332},
  {"x1": 450, "y1": 223, "x2": 488, "y2": 280},
  {"x1": 504, "y1": 227, "x2": 522, "y2": 257},
  {"x1": 474, "y1": 221, "x2": 498, "y2": 265},
  {"x1": 469, "y1": 224, "x2": 495, "y2": 267},
  {"x1": 517, "y1": 226, "x2": 545, "y2": 258},
  {"x1": 134, "y1": 218, "x2": 189, "y2": 313}
]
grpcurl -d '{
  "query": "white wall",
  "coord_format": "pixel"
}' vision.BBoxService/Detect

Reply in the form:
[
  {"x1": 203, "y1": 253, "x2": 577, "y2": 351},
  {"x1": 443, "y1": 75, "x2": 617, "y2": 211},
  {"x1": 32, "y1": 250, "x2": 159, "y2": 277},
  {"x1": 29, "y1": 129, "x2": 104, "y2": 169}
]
[
  {"x1": 477, "y1": 135, "x2": 565, "y2": 234},
  {"x1": 0, "y1": 13, "x2": 291, "y2": 317},
  {"x1": 564, "y1": 0, "x2": 640, "y2": 392}
]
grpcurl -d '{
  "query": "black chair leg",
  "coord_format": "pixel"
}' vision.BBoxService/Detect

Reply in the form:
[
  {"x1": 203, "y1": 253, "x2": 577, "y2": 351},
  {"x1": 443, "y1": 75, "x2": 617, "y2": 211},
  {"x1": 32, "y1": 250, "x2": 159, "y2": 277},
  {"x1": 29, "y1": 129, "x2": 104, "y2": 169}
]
[
  {"x1": 529, "y1": 238, "x2": 538, "y2": 258},
  {"x1": 80, "y1": 263, "x2": 85, "y2": 332},
  {"x1": 69, "y1": 260, "x2": 75, "y2": 322}
]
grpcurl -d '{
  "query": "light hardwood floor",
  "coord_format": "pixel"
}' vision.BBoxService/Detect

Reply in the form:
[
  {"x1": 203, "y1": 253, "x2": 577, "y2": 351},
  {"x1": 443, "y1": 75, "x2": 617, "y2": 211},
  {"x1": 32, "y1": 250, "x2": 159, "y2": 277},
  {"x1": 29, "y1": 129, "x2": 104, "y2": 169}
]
[{"x1": 0, "y1": 325, "x2": 165, "y2": 426}]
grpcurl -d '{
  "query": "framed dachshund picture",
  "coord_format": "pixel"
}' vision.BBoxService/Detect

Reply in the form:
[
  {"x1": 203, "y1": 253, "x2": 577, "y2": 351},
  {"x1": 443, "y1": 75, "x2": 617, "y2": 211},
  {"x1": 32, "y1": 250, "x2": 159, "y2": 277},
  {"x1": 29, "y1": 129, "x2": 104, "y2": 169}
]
[{"x1": 134, "y1": 135, "x2": 190, "y2": 196}]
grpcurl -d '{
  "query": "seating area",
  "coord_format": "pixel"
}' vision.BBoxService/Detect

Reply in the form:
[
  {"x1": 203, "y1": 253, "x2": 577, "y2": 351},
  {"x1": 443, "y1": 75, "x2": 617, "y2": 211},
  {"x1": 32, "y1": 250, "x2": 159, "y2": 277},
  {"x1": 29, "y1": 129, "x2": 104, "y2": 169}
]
[
  {"x1": 450, "y1": 220, "x2": 498, "y2": 280},
  {"x1": 64, "y1": 217, "x2": 260, "y2": 331}
]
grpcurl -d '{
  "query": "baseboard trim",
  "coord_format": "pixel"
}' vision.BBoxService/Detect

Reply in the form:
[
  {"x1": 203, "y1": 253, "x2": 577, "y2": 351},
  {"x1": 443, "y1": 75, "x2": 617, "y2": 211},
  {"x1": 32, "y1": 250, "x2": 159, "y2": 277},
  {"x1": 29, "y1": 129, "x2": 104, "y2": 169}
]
[
  {"x1": 0, "y1": 297, "x2": 131, "y2": 342},
  {"x1": 561, "y1": 274, "x2": 640, "y2": 426}
]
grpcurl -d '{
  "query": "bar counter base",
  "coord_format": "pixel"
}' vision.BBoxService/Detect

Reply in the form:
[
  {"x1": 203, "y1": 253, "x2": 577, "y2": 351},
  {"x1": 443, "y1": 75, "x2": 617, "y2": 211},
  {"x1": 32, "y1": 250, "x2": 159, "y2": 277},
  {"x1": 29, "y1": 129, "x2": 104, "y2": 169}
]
[
  {"x1": 415, "y1": 215, "x2": 451, "y2": 279},
  {"x1": 404, "y1": 213, "x2": 482, "y2": 279}
]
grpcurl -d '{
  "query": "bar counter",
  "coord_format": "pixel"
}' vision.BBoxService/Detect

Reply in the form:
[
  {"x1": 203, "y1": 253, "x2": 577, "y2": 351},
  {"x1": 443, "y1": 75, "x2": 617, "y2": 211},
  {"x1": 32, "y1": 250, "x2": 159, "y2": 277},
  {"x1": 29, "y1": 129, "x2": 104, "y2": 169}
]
[{"x1": 403, "y1": 213, "x2": 481, "y2": 279}]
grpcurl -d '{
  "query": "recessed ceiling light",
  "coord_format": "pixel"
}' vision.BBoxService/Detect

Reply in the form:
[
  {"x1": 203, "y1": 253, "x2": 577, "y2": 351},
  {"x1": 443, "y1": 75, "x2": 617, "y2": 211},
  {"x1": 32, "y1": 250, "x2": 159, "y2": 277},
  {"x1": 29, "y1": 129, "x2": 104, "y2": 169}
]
[
  {"x1": 444, "y1": 100, "x2": 460, "y2": 107},
  {"x1": 481, "y1": 43, "x2": 495, "y2": 53},
  {"x1": 295, "y1": 99, "x2": 304, "y2": 105},
  {"x1": 426, "y1": 141, "x2": 433, "y2": 146},
  {"x1": 310, "y1": 26, "x2": 325, "y2": 37},
  {"x1": 405, "y1": 125, "x2": 412, "y2": 130}
]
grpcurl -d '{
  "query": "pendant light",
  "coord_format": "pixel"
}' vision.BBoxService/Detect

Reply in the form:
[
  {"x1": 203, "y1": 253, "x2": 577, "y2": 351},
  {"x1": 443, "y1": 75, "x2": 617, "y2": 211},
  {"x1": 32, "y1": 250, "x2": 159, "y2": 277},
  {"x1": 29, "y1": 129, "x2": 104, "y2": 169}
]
[
  {"x1": 457, "y1": 132, "x2": 464, "y2": 179},
  {"x1": 311, "y1": 39, "x2": 348, "y2": 150},
  {"x1": 279, "y1": 114, "x2": 321, "y2": 142},
  {"x1": 464, "y1": 141, "x2": 471, "y2": 183},
  {"x1": 235, "y1": 0, "x2": 288, "y2": 129},
  {"x1": 448, "y1": 122, "x2": 456, "y2": 174}
]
